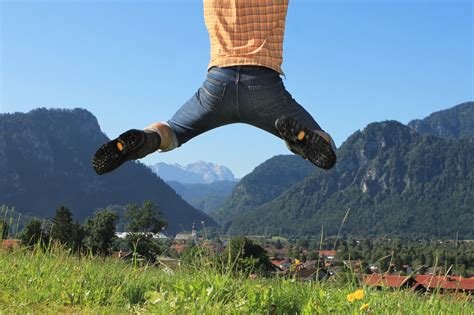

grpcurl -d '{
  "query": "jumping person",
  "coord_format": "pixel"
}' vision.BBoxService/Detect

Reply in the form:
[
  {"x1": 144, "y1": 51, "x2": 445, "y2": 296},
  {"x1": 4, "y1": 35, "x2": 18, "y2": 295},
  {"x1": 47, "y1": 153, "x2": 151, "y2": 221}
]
[{"x1": 93, "y1": 0, "x2": 337, "y2": 175}]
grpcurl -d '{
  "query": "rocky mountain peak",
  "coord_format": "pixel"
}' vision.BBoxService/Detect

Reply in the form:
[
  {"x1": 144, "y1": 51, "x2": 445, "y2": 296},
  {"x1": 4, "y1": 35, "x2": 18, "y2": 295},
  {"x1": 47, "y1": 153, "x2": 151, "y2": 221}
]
[
  {"x1": 149, "y1": 161, "x2": 236, "y2": 184},
  {"x1": 408, "y1": 101, "x2": 474, "y2": 139}
]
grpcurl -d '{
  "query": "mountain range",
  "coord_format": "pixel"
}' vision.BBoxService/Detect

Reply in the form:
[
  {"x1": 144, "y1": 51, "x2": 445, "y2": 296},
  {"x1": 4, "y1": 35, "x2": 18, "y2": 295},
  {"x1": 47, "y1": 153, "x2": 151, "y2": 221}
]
[
  {"x1": 2, "y1": 102, "x2": 472, "y2": 238},
  {"x1": 166, "y1": 180, "x2": 237, "y2": 214},
  {"x1": 211, "y1": 102, "x2": 474, "y2": 238},
  {"x1": 149, "y1": 161, "x2": 236, "y2": 184},
  {"x1": 0, "y1": 108, "x2": 215, "y2": 234}
]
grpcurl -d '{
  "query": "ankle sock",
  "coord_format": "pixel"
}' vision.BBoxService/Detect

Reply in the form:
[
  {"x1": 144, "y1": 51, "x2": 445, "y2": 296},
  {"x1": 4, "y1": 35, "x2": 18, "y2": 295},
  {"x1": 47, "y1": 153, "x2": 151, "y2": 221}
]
[
  {"x1": 144, "y1": 129, "x2": 161, "y2": 151},
  {"x1": 133, "y1": 129, "x2": 161, "y2": 158}
]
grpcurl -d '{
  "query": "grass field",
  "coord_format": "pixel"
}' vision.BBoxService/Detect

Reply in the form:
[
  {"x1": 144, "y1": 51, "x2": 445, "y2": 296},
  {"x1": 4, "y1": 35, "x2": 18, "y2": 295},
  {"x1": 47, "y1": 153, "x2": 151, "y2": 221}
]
[{"x1": 0, "y1": 246, "x2": 472, "y2": 314}]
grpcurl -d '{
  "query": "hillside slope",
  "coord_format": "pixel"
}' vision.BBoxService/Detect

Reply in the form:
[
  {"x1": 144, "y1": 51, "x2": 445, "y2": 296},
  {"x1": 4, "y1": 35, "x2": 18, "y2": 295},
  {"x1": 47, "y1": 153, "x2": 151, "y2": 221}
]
[
  {"x1": 408, "y1": 102, "x2": 474, "y2": 139},
  {"x1": 0, "y1": 108, "x2": 215, "y2": 234},
  {"x1": 222, "y1": 121, "x2": 474, "y2": 238},
  {"x1": 211, "y1": 155, "x2": 315, "y2": 227},
  {"x1": 167, "y1": 180, "x2": 237, "y2": 214}
]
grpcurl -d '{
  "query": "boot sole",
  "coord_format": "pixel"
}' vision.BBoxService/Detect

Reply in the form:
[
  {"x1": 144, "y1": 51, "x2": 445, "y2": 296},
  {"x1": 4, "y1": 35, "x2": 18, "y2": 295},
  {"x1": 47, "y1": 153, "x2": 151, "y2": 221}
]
[
  {"x1": 92, "y1": 129, "x2": 146, "y2": 175},
  {"x1": 275, "y1": 116, "x2": 337, "y2": 170}
]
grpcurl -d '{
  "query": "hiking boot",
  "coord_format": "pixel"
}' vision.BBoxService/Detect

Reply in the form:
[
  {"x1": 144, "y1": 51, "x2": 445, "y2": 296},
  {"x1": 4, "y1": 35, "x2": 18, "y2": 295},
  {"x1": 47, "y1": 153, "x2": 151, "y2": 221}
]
[
  {"x1": 92, "y1": 129, "x2": 160, "y2": 175},
  {"x1": 275, "y1": 116, "x2": 337, "y2": 170}
]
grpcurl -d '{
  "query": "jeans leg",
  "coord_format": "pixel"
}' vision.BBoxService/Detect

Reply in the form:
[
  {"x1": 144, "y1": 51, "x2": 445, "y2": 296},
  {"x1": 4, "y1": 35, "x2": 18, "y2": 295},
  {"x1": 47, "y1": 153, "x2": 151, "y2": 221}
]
[
  {"x1": 239, "y1": 76, "x2": 323, "y2": 139},
  {"x1": 167, "y1": 72, "x2": 233, "y2": 147}
]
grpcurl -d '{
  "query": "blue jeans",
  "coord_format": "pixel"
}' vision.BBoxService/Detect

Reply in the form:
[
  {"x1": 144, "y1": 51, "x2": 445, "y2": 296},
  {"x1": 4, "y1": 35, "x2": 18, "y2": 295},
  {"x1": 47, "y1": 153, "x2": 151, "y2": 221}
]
[{"x1": 167, "y1": 66, "x2": 322, "y2": 148}]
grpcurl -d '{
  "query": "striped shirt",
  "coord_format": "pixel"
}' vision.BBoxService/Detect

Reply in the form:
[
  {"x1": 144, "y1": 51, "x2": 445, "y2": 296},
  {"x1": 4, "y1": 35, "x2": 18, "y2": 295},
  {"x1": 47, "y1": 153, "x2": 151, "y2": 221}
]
[{"x1": 203, "y1": 0, "x2": 288, "y2": 74}]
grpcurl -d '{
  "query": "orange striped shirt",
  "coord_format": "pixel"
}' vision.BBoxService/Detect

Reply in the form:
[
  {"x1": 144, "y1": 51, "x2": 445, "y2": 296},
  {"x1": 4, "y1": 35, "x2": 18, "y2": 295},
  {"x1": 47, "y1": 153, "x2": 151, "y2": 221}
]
[{"x1": 203, "y1": 0, "x2": 288, "y2": 74}]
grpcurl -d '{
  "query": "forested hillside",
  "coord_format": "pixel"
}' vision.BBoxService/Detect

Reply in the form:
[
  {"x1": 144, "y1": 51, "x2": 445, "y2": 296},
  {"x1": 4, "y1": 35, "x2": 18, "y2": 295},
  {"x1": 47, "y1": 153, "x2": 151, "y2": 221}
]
[
  {"x1": 211, "y1": 155, "x2": 314, "y2": 227},
  {"x1": 408, "y1": 102, "x2": 473, "y2": 139},
  {"x1": 0, "y1": 108, "x2": 215, "y2": 234},
  {"x1": 215, "y1": 117, "x2": 473, "y2": 238}
]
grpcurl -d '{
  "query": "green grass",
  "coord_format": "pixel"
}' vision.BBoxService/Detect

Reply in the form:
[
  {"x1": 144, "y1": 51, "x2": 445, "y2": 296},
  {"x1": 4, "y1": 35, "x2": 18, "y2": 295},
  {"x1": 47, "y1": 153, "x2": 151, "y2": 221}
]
[{"x1": 0, "y1": 246, "x2": 472, "y2": 314}]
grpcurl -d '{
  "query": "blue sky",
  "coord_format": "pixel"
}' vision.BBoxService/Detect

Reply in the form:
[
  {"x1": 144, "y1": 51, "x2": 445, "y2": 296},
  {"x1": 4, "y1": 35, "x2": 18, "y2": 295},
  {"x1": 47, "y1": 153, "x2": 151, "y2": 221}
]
[{"x1": 1, "y1": 0, "x2": 472, "y2": 177}]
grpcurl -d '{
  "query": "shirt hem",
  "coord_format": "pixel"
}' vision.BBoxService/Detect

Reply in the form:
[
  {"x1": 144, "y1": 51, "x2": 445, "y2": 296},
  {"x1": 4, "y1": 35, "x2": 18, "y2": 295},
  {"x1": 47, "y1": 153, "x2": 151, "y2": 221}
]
[{"x1": 208, "y1": 59, "x2": 284, "y2": 76}]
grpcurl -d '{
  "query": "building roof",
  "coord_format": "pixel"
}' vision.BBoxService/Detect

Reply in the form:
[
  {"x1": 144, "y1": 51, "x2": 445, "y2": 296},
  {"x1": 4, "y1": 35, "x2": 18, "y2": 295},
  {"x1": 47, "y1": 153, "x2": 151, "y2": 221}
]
[
  {"x1": 1, "y1": 239, "x2": 21, "y2": 251},
  {"x1": 364, "y1": 274, "x2": 474, "y2": 291},
  {"x1": 415, "y1": 275, "x2": 474, "y2": 291},
  {"x1": 295, "y1": 267, "x2": 327, "y2": 281},
  {"x1": 318, "y1": 250, "x2": 337, "y2": 257},
  {"x1": 115, "y1": 232, "x2": 168, "y2": 239},
  {"x1": 270, "y1": 259, "x2": 288, "y2": 266},
  {"x1": 363, "y1": 274, "x2": 414, "y2": 288},
  {"x1": 170, "y1": 243, "x2": 187, "y2": 254},
  {"x1": 175, "y1": 233, "x2": 195, "y2": 241},
  {"x1": 270, "y1": 259, "x2": 291, "y2": 271}
]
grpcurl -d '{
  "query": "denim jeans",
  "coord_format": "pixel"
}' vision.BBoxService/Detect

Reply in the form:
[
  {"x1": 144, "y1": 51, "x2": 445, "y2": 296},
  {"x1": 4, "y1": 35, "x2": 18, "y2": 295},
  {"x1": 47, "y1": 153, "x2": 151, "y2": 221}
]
[{"x1": 167, "y1": 66, "x2": 322, "y2": 148}]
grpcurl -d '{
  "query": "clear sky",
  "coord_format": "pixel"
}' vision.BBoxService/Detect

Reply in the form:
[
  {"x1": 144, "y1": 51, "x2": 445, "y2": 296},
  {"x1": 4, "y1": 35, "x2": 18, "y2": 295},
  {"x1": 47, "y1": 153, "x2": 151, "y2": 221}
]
[{"x1": 1, "y1": 0, "x2": 472, "y2": 178}]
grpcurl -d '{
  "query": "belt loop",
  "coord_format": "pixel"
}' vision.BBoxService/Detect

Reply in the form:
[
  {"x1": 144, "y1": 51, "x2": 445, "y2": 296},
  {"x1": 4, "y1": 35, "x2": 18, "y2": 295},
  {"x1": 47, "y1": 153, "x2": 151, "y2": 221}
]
[{"x1": 236, "y1": 66, "x2": 241, "y2": 83}]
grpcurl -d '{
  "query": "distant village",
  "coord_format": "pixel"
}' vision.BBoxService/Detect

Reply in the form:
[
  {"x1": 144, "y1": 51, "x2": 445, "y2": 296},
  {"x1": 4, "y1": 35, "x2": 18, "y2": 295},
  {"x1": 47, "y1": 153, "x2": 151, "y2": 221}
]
[
  {"x1": 111, "y1": 224, "x2": 474, "y2": 295},
  {"x1": 2, "y1": 217, "x2": 473, "y2": 295}
]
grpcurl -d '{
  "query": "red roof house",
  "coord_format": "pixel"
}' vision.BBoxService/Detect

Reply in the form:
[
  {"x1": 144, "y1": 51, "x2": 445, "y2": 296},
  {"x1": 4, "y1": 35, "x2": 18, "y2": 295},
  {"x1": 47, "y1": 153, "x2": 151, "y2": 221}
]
[
  {"x1": 363, "y1": 274, "x2": 416, "y2": 290},
  {"x1": 414, "y1": 275, "x2": 474, "y2": 292},
  {"x1": 1, "y1": 239, "x2": 21, "y2": 251},
  {"x1": 318, "y1": 250, "x2": 337, "y2": 259}
]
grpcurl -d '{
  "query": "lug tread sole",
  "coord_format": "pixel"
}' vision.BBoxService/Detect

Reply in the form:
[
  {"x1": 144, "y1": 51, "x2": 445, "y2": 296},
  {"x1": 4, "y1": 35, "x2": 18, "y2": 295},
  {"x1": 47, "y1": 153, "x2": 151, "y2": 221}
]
[
  {"x1": 92, "y1": 129, "x2": 145, "y2": 175},
  {"x1": 276, "y1": 116, "x2": 336, "y2": 170}
]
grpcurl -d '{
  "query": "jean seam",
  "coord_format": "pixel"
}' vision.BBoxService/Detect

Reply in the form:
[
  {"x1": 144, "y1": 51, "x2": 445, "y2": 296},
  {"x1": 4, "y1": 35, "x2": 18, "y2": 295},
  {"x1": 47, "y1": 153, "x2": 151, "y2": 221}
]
[{"x1": 199, "y1": 82, "x2": 227, "y2": 112}]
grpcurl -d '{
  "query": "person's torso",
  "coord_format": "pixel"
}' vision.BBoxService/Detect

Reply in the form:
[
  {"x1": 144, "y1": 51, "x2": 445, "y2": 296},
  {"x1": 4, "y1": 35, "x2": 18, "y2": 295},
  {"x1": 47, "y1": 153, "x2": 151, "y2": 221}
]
[{"x1": 203, "y1": 0, "x2": 288, "y2": 74}]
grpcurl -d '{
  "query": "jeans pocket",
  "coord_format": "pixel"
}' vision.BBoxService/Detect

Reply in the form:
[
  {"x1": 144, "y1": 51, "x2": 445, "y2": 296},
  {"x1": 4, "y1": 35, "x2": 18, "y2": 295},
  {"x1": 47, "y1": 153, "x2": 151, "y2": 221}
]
[
  {"x1": 198, "y1": 75, "x2": 227, "y2": 111},
  {"x1": 249, "y1": 81, "x2": 288, "y2": 116}
]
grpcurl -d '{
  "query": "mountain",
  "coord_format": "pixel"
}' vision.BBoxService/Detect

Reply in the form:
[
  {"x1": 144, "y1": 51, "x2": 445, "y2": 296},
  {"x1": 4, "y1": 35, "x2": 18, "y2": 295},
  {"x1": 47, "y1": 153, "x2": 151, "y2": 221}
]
[
  {"x1": 166, "y1": 180, "x2": 237, "y2": 214},
  {"x1": 214, "y1": 115, "x2": 474, "y2": 238},
  {"x1": 149, "y1": 161, "x2": 236, "y2": 184},
  {"x1": 211, "y1": 155, "x2": 315, "y2": 227},
  {"x1": 0, "y1": 108, "x2": 216, "y2": 234},
  {"x1": 408, "y1": 102, "x2": 474, "y2": 139}
]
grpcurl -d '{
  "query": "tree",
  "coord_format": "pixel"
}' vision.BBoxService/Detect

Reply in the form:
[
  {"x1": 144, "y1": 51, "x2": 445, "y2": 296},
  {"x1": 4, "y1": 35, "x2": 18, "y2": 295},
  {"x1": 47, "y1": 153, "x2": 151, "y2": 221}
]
[
  {"x1": 125, "y1": 201, "x2": 167, "y2": 233},
  {"x1": 84, "y1": 210, "x2": 118, "y2": 255},
  {"x1": 49, "y1": 205, "x2": 84, "y2": 251},
  {"x1": 20, "y1": 219, "x2": 47, "y2": 247},
  {"x1": 124, "y1": 201, "x2": 167, "y2": 262},
  {"x1": 225, "y1": 236, "x2": 274, "y2": 275}
]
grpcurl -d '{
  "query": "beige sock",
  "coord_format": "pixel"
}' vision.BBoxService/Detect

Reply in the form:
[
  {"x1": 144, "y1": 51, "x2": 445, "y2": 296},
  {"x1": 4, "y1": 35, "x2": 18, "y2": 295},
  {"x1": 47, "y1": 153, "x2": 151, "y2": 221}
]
[{"x1": 144, "y1": 122, "x2": 176, "y2": 151}]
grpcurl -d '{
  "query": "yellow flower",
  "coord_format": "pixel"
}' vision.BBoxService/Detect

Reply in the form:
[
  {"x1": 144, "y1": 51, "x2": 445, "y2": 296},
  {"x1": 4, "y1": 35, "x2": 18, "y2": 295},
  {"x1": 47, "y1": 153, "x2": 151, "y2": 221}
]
[
  {"x1": 346, "y1": 293, "x2": 355, "y2": 303},
  {"x1": 360, "y1": 303, "x2": 370, "y2": 311},
  {"x1": 347, "y1": 289, "x2": 364, "y2": 303},
  {"x1": 353, "y1": 289, "x2": 365, "y2": 300}
]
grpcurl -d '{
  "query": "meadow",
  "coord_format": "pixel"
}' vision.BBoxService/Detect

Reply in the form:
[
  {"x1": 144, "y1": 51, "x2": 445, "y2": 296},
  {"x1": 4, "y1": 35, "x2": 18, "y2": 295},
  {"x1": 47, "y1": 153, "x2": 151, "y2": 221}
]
[{"x1": 0, "y1": 245, "x2": 472, "y2": 314}]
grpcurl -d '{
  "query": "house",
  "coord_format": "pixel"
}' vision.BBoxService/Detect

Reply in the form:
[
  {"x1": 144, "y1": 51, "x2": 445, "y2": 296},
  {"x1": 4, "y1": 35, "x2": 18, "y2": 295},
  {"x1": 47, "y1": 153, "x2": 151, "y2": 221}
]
[
  {"x1": 413, "y1": 275, "x2": 474, "y2": 293},
  {"x1": 293, "y1": 267, "x2": 328, "y2": 282},
  {"x1": 363, "y1": 274, "x2": 417, "y2": 290},
  {"x1": 318, "y1": 250, "x2": 337, "y2": 261},
  {"x1": 170, "y1": 242, "x2": 187, "y2": 254},
  {"x1": 1, "y1": 239, "x2": 21, "y2": 251},
  {"x1": 175, "y1": 223, "x2": 197, "y2": 242},
  {"x1": 175, "y1": 233, "x2": 196, "y2": 242},
  {"x1": 327, "y1": 266, "x2": 343, "y2": 276},
  {"x1": 369, "y1": 265, "x2": 380, "y2": 274},
  {"x1": 270, "y1": 259, "x2": 291, "y2": 271},
  {"x1": 363, "y1": 274, "x2": 474, "y2": 293},
  {"x1": 115, "y1": 232, "x2": 168, "y2": 239}
]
